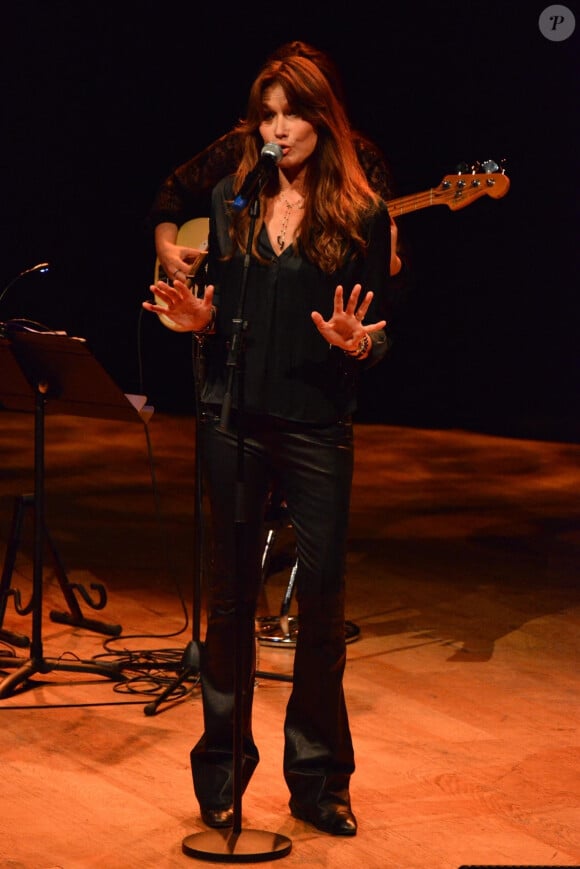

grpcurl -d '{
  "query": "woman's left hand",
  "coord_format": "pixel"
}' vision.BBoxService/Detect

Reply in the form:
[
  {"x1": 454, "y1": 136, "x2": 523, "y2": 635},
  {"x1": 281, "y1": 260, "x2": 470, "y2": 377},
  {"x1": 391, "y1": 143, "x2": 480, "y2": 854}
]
[
  {"x1": 311, "y1": 284, "x2": 386, "y2": 353},
  {"x1": 143, "y1": 279, "x2": 215, "y2": 333}
]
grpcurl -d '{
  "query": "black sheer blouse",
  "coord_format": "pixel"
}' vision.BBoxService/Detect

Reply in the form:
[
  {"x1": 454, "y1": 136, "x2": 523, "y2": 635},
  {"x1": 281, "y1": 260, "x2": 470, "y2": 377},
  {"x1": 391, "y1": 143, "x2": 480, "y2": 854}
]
[{"x1": 199, "y1": 176, "x2": 392, "y2": 426}]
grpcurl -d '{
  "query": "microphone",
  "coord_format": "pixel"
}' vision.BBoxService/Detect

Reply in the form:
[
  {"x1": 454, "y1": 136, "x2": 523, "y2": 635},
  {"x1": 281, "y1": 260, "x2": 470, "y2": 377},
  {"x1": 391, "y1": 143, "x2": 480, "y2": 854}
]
[
  {"x1": 0, "y1": 262, "x2": 50, "y2": 307},
  {"x1": 232, "y1": 142, "x2": 283, "y2": 212}
]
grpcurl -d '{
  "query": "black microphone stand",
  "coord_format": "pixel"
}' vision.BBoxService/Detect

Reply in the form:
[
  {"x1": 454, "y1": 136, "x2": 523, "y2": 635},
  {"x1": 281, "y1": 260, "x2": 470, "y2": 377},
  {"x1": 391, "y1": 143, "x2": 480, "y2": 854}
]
[
  {"x1": 143, "y1": 331, "x2": 205, "y2": 716},
  {"x1": 182, "y1": 194, "x2": 291, "y2": 862}
]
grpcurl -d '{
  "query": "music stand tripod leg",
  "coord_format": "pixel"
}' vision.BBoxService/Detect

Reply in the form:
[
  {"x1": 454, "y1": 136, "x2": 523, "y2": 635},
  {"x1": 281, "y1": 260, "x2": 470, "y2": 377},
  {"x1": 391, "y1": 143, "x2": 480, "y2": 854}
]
[
  {"x1": 0, "y1": 385, "x2": 123, "y2": 699},
  {"x1": 0, "y1": 492, "x2": 122, "y2": 640}
]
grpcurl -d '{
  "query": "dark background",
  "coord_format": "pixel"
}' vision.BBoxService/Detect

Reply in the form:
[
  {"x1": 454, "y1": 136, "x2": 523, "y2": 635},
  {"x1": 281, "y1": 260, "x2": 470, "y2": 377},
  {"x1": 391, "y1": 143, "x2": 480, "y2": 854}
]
[{"x1": 1, "y1": 0, "x2": 578, "y2": 440}]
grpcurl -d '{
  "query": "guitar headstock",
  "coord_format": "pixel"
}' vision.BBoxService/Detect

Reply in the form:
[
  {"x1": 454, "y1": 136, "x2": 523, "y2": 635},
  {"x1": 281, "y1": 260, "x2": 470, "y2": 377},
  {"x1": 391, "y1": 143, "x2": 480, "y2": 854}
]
[{"x1": 438, "y1": 160, "x2": 510, "y2": 210}]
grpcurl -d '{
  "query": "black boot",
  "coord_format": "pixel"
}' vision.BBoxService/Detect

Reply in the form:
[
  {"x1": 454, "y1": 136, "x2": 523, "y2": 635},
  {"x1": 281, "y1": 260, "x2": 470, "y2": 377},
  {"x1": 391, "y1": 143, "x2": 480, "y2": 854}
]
[{"x1": 289, "y1": 796, "x2": 357, "y2": 836}]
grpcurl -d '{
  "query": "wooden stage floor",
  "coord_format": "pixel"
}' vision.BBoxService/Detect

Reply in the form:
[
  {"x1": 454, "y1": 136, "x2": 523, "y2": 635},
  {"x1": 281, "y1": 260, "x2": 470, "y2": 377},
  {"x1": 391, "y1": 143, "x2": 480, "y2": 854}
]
[{"x1": 0, "y1": 408, "x2": 579, "y2": 868}]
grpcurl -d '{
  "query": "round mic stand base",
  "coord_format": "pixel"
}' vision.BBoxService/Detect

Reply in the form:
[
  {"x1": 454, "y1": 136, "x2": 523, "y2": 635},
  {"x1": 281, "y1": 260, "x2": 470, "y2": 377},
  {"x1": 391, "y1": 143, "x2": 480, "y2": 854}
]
[{"x1": 182, "y1": 828, "x2": 292, "y2": 863}]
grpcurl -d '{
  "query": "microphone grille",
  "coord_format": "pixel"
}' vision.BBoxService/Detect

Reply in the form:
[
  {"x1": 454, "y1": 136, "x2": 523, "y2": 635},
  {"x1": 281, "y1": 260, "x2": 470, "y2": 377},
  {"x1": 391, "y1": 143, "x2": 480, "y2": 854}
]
[{"x1": 261, "y1": 142, "x2": 283, "y2": 163}]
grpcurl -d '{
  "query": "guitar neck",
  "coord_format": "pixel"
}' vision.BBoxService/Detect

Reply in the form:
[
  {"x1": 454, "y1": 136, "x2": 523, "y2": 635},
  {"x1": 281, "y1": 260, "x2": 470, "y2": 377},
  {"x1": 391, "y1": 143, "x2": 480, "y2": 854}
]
[
  {"x1": 387, "y1": 171, "x2": 510, "y2": 217},
  {"x1": 388, "y1": 189, "x2": 444, "y2": 218}
]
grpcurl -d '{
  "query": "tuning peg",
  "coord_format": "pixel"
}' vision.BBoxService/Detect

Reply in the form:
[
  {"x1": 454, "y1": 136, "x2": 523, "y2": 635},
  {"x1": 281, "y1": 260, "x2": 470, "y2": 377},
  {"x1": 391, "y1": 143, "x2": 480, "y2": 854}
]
[
  {"x1": 454, "y1": 162, "x2": 470, "y2": 175},
  {"x1": 479, "y1": 159, "x2": 500, "y2": 173}
]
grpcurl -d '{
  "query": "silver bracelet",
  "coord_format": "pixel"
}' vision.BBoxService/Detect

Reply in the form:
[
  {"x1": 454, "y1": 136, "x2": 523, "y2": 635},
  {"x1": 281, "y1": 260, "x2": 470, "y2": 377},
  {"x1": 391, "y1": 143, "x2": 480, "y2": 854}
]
[
  {"x1": 195, "y1": 306, "x2": 216, "y2": 334},
  {"x1": 345, "y1": 333, "x2": 370, "y2": 359}
]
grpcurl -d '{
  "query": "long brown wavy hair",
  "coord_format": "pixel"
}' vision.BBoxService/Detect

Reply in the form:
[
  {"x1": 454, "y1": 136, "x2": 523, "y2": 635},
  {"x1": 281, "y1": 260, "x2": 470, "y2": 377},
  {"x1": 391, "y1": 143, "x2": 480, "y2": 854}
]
[{"x1": 229, "y1": 54, "x2": 381, "y2": 274}]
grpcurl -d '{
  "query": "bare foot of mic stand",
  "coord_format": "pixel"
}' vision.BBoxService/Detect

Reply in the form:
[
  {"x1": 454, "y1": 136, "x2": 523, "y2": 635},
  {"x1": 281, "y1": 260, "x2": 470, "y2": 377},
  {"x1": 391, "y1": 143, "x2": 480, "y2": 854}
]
[{"x1": 143, "y1": 639, "x2": 201, "y2": 716}]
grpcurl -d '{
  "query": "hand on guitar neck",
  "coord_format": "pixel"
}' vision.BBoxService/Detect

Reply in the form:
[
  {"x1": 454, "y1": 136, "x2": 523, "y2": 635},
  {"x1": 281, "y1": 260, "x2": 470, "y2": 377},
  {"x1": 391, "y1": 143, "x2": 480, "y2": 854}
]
[{"x1": 154, "y1": 219, "x2": 209, "y2": 286}]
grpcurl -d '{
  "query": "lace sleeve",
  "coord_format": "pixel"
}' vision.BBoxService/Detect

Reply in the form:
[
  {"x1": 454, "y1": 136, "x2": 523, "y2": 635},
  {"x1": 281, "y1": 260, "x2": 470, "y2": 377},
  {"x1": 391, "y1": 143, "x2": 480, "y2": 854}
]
[
  {"x1": 353, "y1": 133, "x2": 397, "y2": 201},
  {"x1": 148, "y1": 130, "x2": 244, "y2": 229}
]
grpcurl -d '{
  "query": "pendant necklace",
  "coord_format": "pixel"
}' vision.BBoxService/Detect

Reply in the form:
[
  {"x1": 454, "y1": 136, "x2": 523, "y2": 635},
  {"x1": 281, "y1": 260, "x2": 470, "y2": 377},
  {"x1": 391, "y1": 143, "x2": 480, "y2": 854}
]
[{"x1": 276, "y1": 194, "x2": 304, "y2": 251}]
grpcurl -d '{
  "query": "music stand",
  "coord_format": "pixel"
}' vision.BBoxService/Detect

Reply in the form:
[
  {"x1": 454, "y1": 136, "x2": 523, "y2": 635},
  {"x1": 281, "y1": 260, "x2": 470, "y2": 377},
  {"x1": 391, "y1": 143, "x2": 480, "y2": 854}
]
[{"x1": 0, "y1": 329, "x2": 152, "y2": 699}]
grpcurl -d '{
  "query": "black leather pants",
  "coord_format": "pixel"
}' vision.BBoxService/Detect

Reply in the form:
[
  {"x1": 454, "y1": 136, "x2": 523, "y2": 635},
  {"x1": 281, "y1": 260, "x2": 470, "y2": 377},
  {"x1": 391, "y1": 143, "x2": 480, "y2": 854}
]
[{"x1": 190, "y1": 410, "x2": 355, "y2": 812}]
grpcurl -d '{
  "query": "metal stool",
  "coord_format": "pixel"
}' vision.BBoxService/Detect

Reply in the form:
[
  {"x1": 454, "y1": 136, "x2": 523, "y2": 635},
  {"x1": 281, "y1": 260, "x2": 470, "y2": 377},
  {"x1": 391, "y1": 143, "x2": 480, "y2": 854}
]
[{"x1": 255, "y1": 490, "x2": 360, "y2": 649}]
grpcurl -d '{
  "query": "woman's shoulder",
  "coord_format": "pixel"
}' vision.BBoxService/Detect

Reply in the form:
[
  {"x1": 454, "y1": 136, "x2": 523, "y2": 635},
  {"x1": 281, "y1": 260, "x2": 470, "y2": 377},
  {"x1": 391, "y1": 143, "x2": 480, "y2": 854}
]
[
  {"x1": 212, "y1": 174, "x2": 236, "y2": 201},
  {"x1": 353, "y1": 131, "x2": 396, "y2": 200}
]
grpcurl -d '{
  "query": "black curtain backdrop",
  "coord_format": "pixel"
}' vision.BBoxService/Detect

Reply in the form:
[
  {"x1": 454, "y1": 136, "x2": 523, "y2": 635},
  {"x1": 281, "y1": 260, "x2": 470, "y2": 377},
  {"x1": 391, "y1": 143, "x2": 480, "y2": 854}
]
[{"x1": 1, "y1": 0, "x2": 578, "y2": 439}]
